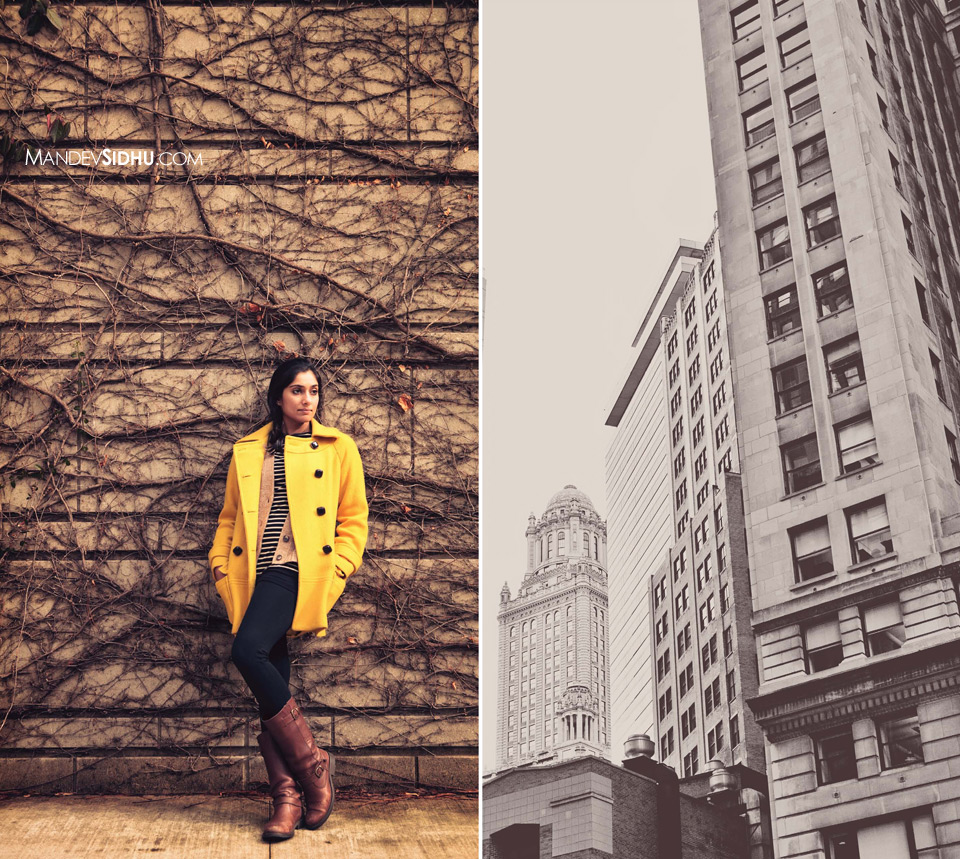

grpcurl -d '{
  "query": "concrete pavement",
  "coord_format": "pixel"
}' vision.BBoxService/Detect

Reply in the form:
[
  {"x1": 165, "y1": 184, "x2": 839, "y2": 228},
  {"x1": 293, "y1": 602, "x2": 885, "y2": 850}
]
[{"x1": 0, "y1": 792, "x2": 478, "y2": 859}]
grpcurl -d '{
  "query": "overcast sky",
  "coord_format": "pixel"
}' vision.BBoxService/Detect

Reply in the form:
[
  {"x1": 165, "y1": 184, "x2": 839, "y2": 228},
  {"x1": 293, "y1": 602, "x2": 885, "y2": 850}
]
[{"x1": 479, "y1": 1, "x2": 719, "y2": 772}]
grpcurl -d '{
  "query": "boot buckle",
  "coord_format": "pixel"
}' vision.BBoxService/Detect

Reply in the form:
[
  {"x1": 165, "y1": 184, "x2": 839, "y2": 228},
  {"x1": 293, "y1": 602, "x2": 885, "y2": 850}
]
[{"x1": 315, "y1": 762, "x2": 325, "y2": 778}]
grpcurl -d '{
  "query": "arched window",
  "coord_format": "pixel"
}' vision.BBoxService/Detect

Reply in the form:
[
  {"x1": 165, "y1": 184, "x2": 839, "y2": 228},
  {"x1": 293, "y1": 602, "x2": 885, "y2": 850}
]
[
  {"x1": 547, "y1": 533, "x2": 554, "y2": 558},
  {"x1": 593, "y1": 535, "x2": 599, "y2": 559},
  {"x1": 558, "y1": 531, "x2": 566, "y2": 554}
]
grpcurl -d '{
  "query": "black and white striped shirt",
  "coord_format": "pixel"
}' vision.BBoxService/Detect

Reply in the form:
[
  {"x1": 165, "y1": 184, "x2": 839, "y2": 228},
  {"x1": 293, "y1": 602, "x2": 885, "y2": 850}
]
[{"x1": 256, "y1": 432, "x2": 308, "y2": 575}]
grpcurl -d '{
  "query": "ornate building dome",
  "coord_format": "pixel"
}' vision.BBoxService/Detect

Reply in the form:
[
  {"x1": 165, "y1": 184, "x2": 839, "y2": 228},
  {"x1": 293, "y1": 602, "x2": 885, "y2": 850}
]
[{"x1": 545, "y1": 484, "x2": 595, "y2": 512}]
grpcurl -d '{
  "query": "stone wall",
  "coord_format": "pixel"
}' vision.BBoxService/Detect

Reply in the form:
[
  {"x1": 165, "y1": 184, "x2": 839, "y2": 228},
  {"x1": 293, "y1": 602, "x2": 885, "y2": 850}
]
[{"x1": 0, "y1": 1, "x2": 477, "y2": 793}]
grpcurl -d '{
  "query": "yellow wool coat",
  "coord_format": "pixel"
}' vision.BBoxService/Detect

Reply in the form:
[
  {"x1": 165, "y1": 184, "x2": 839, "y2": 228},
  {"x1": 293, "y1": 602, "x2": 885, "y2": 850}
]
[{"x1": 208, "y1": 419, "x2": 368, "y2": 637}]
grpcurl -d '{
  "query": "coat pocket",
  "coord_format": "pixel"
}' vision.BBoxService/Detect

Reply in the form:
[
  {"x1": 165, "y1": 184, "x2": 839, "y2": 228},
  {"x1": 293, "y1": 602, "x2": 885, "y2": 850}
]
[
  {"x1": 325, "y1": 570, "x2": 347, "y2": 615},
  {"x1": 214, "y1": 575, "x2": 234, "y2": 626}
]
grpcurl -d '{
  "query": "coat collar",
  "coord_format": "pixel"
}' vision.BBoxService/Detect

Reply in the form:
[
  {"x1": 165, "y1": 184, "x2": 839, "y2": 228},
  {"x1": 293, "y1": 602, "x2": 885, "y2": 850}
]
[{"x1": 234, "y1": 418, "x2": 340, "y2": 446}]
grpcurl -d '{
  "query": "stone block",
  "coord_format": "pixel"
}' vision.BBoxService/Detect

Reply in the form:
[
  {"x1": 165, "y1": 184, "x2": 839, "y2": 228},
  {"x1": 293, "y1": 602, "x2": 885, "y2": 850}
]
[
  {"x1": 75, "y1": 754, "x2": 247, "y2": 794},
  {"x1": 417, "y1": 755, "x2": 478, "y2": 791},
  {"x1": 332, "y1": 754, "x2": 416, "y2": 788},
  {"x1": 0, "y1": 757, "x2": 74, "y2": 793}
]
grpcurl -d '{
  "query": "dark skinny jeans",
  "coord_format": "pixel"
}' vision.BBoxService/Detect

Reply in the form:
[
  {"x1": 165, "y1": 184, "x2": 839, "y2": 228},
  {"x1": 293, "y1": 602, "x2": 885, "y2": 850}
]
[{"x1": 230, "y1": 565, "x2": 299, "y2": 720}]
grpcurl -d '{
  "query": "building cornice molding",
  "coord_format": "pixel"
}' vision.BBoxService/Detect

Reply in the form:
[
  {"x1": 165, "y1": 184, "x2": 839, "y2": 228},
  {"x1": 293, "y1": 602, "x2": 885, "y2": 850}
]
[{"x1": 748, "y1": 640, "x2": 960, "y2": 739}]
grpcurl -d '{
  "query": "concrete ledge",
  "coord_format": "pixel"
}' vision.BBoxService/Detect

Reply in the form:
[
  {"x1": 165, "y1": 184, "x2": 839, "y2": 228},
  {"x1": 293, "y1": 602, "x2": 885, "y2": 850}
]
[{"x1": 418, "y1": 755, "x2": 478, "y2": 791}]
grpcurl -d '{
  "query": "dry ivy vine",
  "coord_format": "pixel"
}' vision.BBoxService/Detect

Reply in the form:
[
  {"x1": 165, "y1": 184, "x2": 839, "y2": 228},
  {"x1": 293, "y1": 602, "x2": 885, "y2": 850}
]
[{"x1": 0, "y1": 0, "x2": 478, "y2": 790}]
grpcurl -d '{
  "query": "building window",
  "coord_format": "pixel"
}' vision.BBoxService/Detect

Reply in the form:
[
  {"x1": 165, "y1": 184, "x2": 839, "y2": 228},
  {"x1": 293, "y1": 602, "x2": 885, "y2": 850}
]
[
  {"x1": 862, "y1": 598, "x2": 906, "y2": 655},
  {"x1": 817, "y1": 728, "x2": 858, "y2": 784},
  {"x1": 867, "y1": 43, "x2": 880, "y2": 79},
  {"x1": 694, "y1": 449, "x2": 708, "y2": 480},
  {"x1": 782, "y1": 434, "x2": 822, "y2": 494},
  {"x1": 661, "y1": 727, "x2": 675, "y2": 760},
  {"x1": 726, "y1": 669, "x2": 737, "y2": 701},
  {"x1": 689, "y1": 417, "x2": 703, "y2": 448},
  {"x1": 902, "y1": 213, "x2": 916, "y2": 256},
  {"x1": 656, "y1": 613, "x2": 669, "y2": 646},
  {"x1": 677, "y1": 623, "x2": 691, "y2": 657},
  {"x1": 673, "y1": 548, "x2": 687, "y2": 581},
  {"x1": 683, "y1": 747, "x2": 699, "y2": 777},
  {"x1": 750, "y1": 158, "x2": 784, "y2": 204},
  {"x1": 834, "y1": 413, "x2": 878, "y2": 477},
  {"x1": 707, "y1": 723, "x2": 725, "y2": 758},
  {"x1": 686, "y1": 327, "x2": 699, "y2": 355},
  {"x1": 719, "y1": 449, "x2": 733, "y2": 472},
  {"x1": 743, "y1": 101, "x2": 776, "y2": 147},
  {"x1": 689, "y1": 355, "x2": 701, "y2": 383},
  {"x1": 668, "y1": 330, "x2": 679, "y2": 358},
  {"x1": 701, "y1": 634, "x2": 718, "y2": 670},
  {"x1": 684, "y1": 297, "x2": 697, "y2": 326},
  {"x1": 656, "y1": 649, "x2": 671, "y2": 681},
  {"x1": 705, "y1": 291, "x2": 718, "y2": 321},
  {"x1": 858, "y1": 0, "x2": 869, "y2": 27},
  {"x1": 705, "y1": 677, "x2": 722, "y2": 715},
  {"x1": 877, "y1": 710, "x2": 923, "y2": 769},
  {"x1": 723, "y1": 625, "x2": 733, "y2": 657},
  {"x1": 694, "y1": 517, "x2": 709, "y2": 551},
  {"x1": 737, "y1": 48, "x2": 768, "y2": 91},
  {"x1": 824, "y1": 335, "x2": 865, "y2": 393},
  {"x1": 681, "y1": 704, "x2": 697, "y2": 739},
  {"x1": 708, "y1": 320, "x2": 721, "y2": 351},
  {"x1": 730, "y1": 715, "x2": 741, "y2": 749},
  {"x1": 947, "y1": 428, "x2": 960, "y2": 482},
  {"x1": 847, "y1": 497, "x2": 893, "y2": 562},
  {"x1": 702, "y1": 261, "x2": 716, "y2": 290},
  {"x1": 675, "y1": 584, "x2": 690, "y2": 618},
  {"x1": 773, "y1": 357, "x2": 812, "y2": 414},
  {"x1": 715, "y1": 416, "x2": 730, "y2": 446},
  {"x1": 732, "y1": 0, "x2": 761, "y2": 40},
  {"x1": 779, "y1": 24, "x2": 811, "y2": 67},
  {"x1": 765, "y1": 284, "x2": 801, "y2": 338},
  {"x1": 699, "y1": 593, "x2": 717, "y2": 630},
  {"x1": 696, "y1": 556, "x2": 713, "y2": 591},
  {"x1": 796, "y1": 133, "x2": 830, "y2": 182},
  {"x1": 679, "y1": 663, "x2": 694, "y2": 697},
  {"x1": 672, "y1": 417, "x2": 684, "y2": 446},
  {"x1": 757, "y1": 219, "x2": 792, "y2": 269},
  {"x1": 654, "y1": 577, "x2": 666, "y2": 608},
  {"x1": 658, "y1": 688, "x2": 674, "y2": 721},
  {"x1": 790, "y1": 517, "x2": 833, "y2": 581},
  {"x1": 773, "y1": 0, "x2": 802, "y2": 16},
  {"x1": 825, "y1": 813, "x2": 938, "y2": 859},
  {"x1": 674, "y1": 448, "x2": 686, "y2": 479},
  {"x1": 719, "y1": 582, "x2": 730, "y2": 613},
  {"x1": 690, "y1": 386, "x2": 703, "y2": 413},
  {"x1": 803, "y1": 615, "x2": 843, "y2": 672},
  {"x1": 787, "y1": 76, "x2": 821, "y2": 122},
  {"x1": 931, "y1": 351, "x2": 947, "y2": 401},
  {"x1": 890, "y1": 152, "x2": 904, "y2": 194},
  {"x1": 696, "y1": 483, "x2": 710, "y2": 509},
  {"x1": 805, "y1": 196, "x2": 842, "y2": 247},
  {"x1": 879, "y1": 96, "x2": 890, "y2": 132},
  {"x1": 671, "y1": 388, "x2": 682, "y2": 416},
  {"x1": 814, "y1": 261, "x2": 854, "y2": 316},
  {"x1": 712, "y1": 382, "x2": 727, "y2": 415},
  {"x1": 915, "y1": 279, "x2": 930, "y2": 325},
  {"x1": 675, "y1": 480, "x2": 688, "y2": 510}
]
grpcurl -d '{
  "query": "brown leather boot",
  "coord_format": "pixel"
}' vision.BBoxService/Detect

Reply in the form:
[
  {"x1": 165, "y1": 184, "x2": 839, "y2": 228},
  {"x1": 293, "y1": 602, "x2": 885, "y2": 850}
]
[
  {"x1": 257, "y1": 727, "x2": 302, "y2": 841},
  {"x1": 262, "y1": 697, "x2": 335, "y2": 830}
]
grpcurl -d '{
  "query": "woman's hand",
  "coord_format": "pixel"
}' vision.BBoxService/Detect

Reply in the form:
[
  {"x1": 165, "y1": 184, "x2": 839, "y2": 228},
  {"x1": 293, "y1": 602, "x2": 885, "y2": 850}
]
[{"x1": 213, "y1": 566, "x2": 227, "y2": 583}]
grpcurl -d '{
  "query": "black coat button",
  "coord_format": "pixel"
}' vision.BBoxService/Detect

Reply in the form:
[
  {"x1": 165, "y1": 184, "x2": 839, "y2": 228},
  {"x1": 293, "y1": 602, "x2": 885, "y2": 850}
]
[
  {"x1": 233, "y1": 546, "x2": 242, "y2": 556},
  {"x1": 322, "y1": 545, "x2": 332, "y2": 554},
  {"x1": 310, "y1": 441, "x2": 319, "y2": 449},
  {"x1": 315, "y1": 469, "x2": 323, "y2": 478},
  {"x1": 317, "y1": 507, "x2": 326, "y2": 516}
]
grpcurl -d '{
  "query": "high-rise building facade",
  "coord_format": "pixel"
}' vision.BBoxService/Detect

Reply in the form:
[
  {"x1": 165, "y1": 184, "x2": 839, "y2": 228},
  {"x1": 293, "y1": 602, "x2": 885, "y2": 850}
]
[
  {"x1": 606, "y1": 232, "x2": 765, "y2": 777},
  {"x1": 495, "y1": 486, "x2": 611, "y2": 770},
  {"x1": 698, "y1": 0, "x2": 960, "y2": 856}
]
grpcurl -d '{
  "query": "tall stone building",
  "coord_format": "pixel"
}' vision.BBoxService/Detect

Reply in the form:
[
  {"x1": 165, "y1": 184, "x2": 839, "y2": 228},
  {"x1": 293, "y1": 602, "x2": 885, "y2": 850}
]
[
  {"x1": 496, "y1": 486, "x2": 611, "y2": 770},
  {"x1": 698, "y1": 0, "x2": 960, "y2": 855},
  {"x1": 606, "y1": 231, "x2": 764, "y2": 777}
]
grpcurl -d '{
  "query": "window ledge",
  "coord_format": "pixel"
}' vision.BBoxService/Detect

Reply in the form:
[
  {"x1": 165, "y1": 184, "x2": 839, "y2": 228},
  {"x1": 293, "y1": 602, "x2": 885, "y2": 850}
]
[
  {"x1": 797, "y1": 170, "x2": 832, "y2": 189},
  {"x1": 781, "y1": 54, "x2": 813, "y2": 74},
  {"x1": 836, "y1": 461, "x2": 883, "y2": 480},
  {"x1": 753, "y1": 192, "x2": 786, "y2": 211},
  {"x1": 790, "y1": 571, "x2": 837, "y2": 592},
  {"x1": 767, "y1": 327, "x2": 802, "y2": 345},
  {"x1": 788, "y1": 108, "x2": 824, "y2": 129},
  {"x1": 759, "y1": 258, "x2": 794, "y2": 275},
  {"x1": 846, "y1": 552, "x2": 898, "y2": 574},
  {"x1": 781, "y1": 481, "x2": 826, "y2": 501},
  {"x1": 828, "y1": 380, "x2": 868, "y2": 399},
  {"x1": 807, "y1": 234, "x2": 843, "y2": 253},
  {"x1": 817, "y1": 305, "x2": 854, "y2": 323},
  {"x1": 776, "y1": 402, "x2": 813, "y2": 420}
]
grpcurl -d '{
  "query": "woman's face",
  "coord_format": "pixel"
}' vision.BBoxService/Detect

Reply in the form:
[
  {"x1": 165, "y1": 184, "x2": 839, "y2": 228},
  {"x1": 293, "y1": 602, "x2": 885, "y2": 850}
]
[{"x1": 277, "y1": 370, "x2": 320, "y2": 433}]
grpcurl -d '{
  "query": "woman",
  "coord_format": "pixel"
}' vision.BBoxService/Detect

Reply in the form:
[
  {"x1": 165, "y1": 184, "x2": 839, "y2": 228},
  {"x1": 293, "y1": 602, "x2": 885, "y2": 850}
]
[{"x1": 209, "y1": 357, "x2": 368, "y2": 841}]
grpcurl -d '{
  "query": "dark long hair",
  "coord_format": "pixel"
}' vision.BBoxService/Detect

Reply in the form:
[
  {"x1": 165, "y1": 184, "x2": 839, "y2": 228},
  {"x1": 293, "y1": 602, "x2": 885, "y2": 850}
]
[{"x1": 265, "y1": 357, "x2": 324, "y2": 452}]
